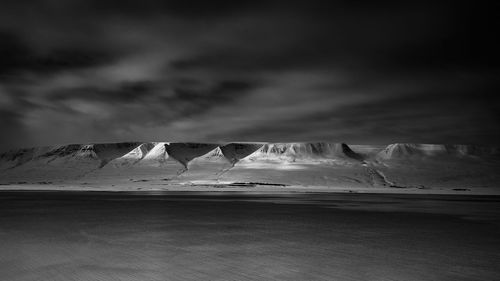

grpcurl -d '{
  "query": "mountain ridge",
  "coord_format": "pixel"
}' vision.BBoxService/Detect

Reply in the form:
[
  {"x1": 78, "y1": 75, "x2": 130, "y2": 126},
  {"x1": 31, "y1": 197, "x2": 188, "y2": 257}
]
[{"x1": 1, "y1": 142, "x2": 499, "y2": 190}]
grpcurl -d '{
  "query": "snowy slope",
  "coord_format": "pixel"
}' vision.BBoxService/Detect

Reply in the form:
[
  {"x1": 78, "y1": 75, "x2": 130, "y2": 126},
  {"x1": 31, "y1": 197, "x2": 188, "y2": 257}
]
[
  {"x1": 220, "y1": 143, "x2": 264, "y2": 164},
  {"x1": 1, "y1": 142, "x2": 499, "y2": 190},
  {"x1": 179, "y1": 147, "x2": 234, "y2": 183},
  {"x1": 165, "y1": 143, "x2": 219, "y2": 168},
  {"x1": 87, "y1": 142, "x2": 186, "y2": 181},
  {"x1": 377, "y1": 143, "x2": 500, "y2": 159},
  {"x1": 242, "y1": 142, "x2": 365, "y2": 163},
  {"x1": 0, "y1": 146, "x2": 53, "y2": 170},
  {"x1": 374, "y1": 143, "x2": 500, "y2": 189},
  {"x1": 0, "y1": 143, "x2": 140, "y2": 182},
  {"x1": 104, "y1": 143, "x2": 156, "y2": 168}
]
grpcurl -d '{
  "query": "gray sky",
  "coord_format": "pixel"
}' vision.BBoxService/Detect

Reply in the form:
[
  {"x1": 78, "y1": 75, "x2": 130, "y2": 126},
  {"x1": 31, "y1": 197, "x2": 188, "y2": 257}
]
[{"x1": 1, "y1": 1, "x2": 499, "y2": 149}]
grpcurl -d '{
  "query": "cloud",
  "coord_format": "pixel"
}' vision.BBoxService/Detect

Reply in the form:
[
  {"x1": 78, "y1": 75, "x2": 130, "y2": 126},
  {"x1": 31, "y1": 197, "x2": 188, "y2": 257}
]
[
  {"x1": 0, "y1": 109, "x2": 30, "y2": 149},
  {"x1": 0, "y1": 32, "x2": 115, "y2": 81},
  {"x1": 0, "y1": 1, "x2": 499, "y2": 150}
]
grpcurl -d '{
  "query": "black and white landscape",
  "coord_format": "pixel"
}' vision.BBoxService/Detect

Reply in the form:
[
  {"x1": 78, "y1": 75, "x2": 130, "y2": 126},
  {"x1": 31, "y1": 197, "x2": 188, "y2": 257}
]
[
  {"x1": 2, "y1": 192, "x2": 500, "y2": 280},
  {"x1": 1, "y1": 1, "x2": 499, "y2": 280},
  {"x1": 1, "y1": 142, "x2": 500, "y2": 193}
]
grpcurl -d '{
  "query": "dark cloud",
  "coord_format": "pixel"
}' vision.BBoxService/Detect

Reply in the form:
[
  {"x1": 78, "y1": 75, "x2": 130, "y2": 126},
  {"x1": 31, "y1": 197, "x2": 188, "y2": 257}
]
[
  {"x1": 48, "y1": 81, "x2": 157, "y2": 103},
  {"x1": 0, "y1": 31, "x2": 114, "y2": 81},
  {"x1": 0, "y1": 1, "x2": 499, "y2": 149},
  {"x1": 170, "y1": 2, "x2": 500, "y2": 76},
  {"x1": 85, "y1": 0, "x2": 255, "y2": 18},
  {"x1": 164, "y1": 80, "x2": 256, "y2": 118},
  {"x1": 0, "y1": 109, "x2": 30, "y2": 149},
  {"x1": 202, "y1": 73, "x2": 500, "y2": 144},
  {"x1": 19, "y1": 79, "x2": 258, "y2": 146}
]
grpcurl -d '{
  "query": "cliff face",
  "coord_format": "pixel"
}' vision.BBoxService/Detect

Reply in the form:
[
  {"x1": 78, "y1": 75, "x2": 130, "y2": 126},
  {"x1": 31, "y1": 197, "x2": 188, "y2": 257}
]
[
  {"x1": 165, "y1": 143, "x2": 219, "y2": 168},
  {"x1": 244, "y1": 142, "x2": 368, "y2": 162},
  {"x1": 258, "y1": 142, "x2": 345, "y2": 158},
  {"x1": 103, "y1": 143, "x2": 156, "y2": 168},
  {"x1": 220, "y1": 143, "x2": 264, "y2": 164},
  {"x1": 1, "y1": 142, "x2": 499, "y2": 189}
]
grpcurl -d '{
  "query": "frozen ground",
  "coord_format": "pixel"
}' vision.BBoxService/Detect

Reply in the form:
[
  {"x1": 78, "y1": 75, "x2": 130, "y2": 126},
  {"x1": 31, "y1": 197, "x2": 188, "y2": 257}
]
[{"x1": 0, "y1": 191, "x2": 499, "y2": 281}]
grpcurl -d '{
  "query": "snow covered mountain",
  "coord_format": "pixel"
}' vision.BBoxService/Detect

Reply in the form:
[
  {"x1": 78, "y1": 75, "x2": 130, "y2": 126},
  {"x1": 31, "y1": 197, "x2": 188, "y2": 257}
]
[
  {"x1": 0, "y1": 142, "x2": 499, "y2": 190},
  {"x1": 377, "y1": 143, "x2": 500, "y2": 159}
]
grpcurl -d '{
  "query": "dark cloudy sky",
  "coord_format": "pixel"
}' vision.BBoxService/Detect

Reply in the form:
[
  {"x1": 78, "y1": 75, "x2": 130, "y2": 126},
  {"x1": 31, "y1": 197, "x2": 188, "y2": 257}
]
[{"x1": 1, "y1": 1, "x2": 499, "y2": 149}]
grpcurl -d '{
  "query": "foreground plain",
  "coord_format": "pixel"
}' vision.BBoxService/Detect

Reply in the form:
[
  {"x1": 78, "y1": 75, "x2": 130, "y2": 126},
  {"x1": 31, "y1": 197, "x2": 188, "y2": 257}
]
[{"x1": 0, "y1": 191, "x2": 499, "y2": 281}]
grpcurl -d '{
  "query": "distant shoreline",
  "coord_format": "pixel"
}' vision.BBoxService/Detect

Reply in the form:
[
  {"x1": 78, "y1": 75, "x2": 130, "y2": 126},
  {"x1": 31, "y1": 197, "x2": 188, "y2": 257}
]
[{"x1": 1, "y1": 183, "x2": 499, "y2": 196}]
